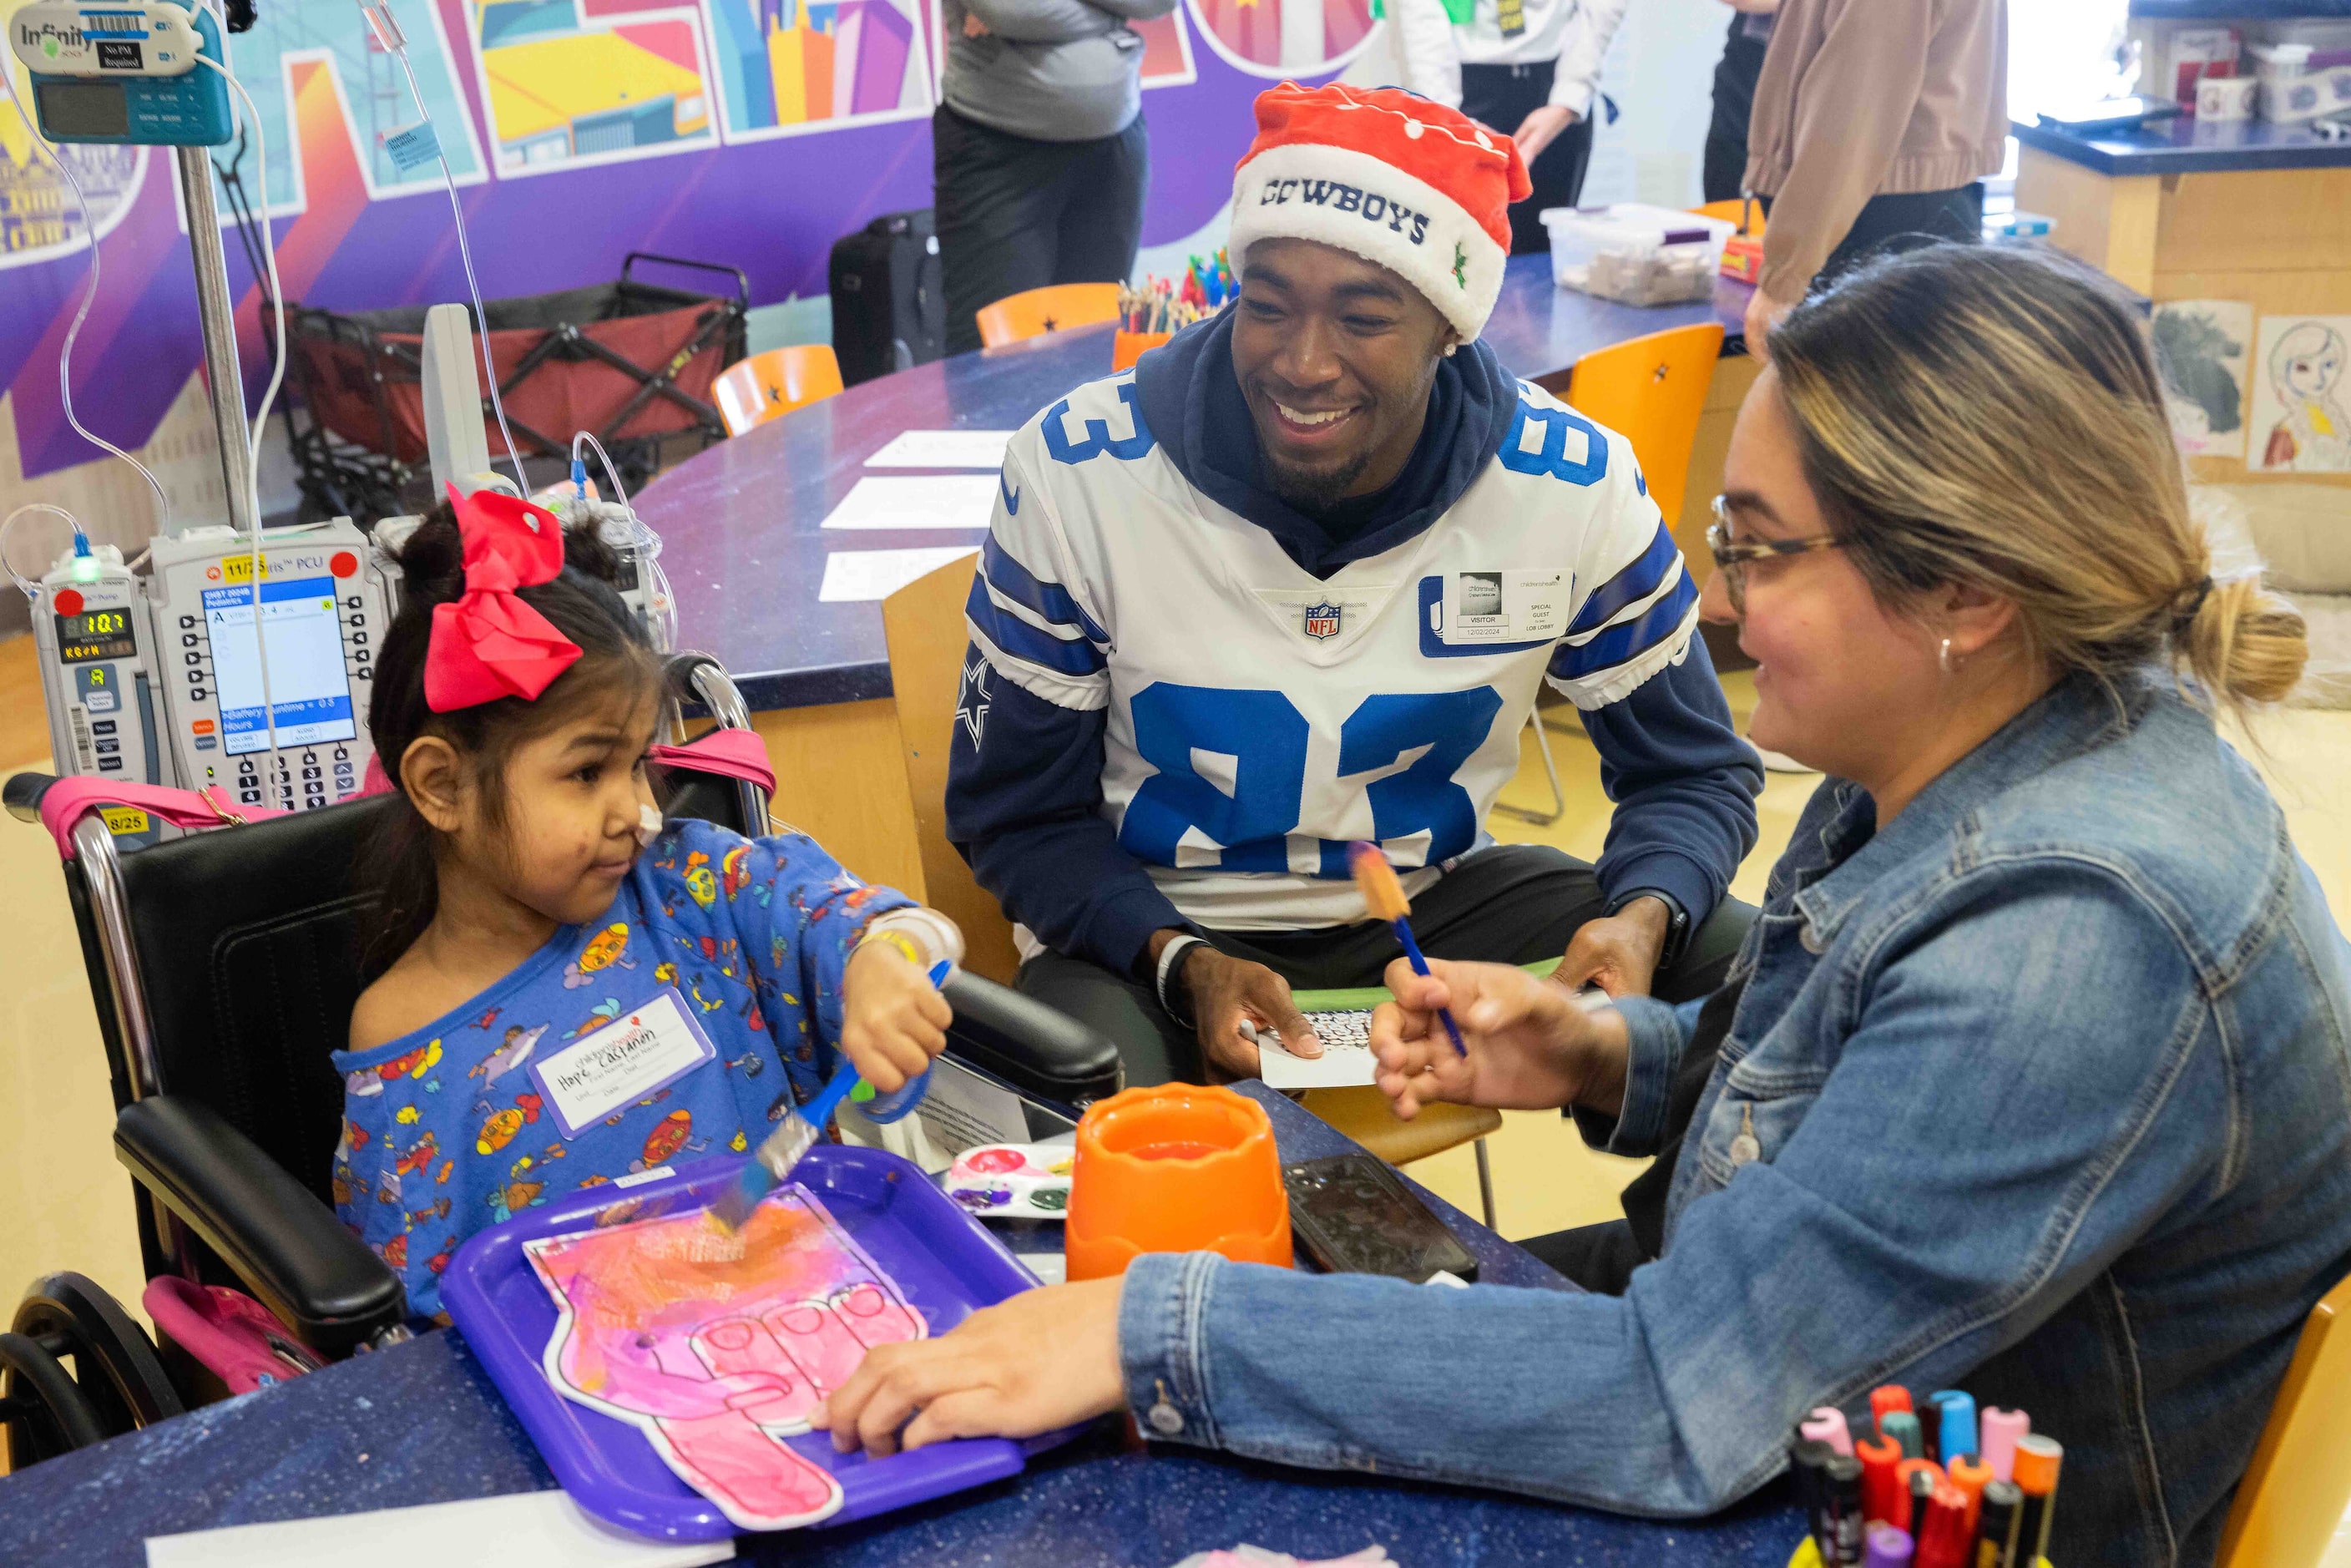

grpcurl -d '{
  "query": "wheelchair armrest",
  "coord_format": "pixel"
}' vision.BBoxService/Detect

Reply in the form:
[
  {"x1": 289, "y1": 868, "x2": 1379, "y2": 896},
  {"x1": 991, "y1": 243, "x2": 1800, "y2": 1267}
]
[
  {"x1": 114, "y1": 1096, "x2": 406, "y2": 1358},
  {"x1": 939, "y1": 970, "x2": 1123, "y2": 1111}
]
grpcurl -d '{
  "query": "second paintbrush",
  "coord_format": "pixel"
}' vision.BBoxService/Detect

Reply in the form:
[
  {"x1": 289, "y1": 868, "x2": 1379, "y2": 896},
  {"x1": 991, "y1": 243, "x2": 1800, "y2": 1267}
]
[{"x1": 1346, "y1": 841, "x2": 1468, "y2": 1057}]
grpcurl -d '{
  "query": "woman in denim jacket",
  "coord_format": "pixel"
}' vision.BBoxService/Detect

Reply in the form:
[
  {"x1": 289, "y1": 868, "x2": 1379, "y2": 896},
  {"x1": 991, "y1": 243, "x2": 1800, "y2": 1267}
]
[{"x1": 815, "y1": 246, "x2": 2351, "y2": 1567}]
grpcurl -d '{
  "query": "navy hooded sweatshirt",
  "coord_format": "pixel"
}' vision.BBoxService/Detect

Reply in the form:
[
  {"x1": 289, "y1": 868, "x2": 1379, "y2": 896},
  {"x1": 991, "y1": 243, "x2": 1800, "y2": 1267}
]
[{"x1": 944, "y1": 312, "x2": 1761, "y2": 979}]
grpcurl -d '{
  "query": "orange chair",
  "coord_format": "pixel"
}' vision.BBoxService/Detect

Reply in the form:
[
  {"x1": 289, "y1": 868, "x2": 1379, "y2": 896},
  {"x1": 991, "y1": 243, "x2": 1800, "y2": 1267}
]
[
  {"x1": 974, "y1": 283, "x2": 1122, "y2": 349},
  {"x1": 1690, "y1": 197, "x2": 1766, "y2": 236},
  {"x1": 2217, "y1": 1269, "x2": 2351, "y2": 1568},
  {"x1": 1564, "y1": 321, "x2": 1726, "y2": 530},
  {"x1": 711, "y1": 345, "x2": 844, "y2": 438},
  {"x1": 880, "y1": 553, "x2": 1023, "y2": 985},
  {"x1": 1499, "y1": 321, "x2": 1726, "y2": 826}
]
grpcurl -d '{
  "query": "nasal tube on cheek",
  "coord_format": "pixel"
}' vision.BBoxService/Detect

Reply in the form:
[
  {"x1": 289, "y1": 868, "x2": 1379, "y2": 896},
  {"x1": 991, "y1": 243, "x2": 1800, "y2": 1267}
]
[{"x1": 635, "y1": 802, "x2": 663, "y2": 847}]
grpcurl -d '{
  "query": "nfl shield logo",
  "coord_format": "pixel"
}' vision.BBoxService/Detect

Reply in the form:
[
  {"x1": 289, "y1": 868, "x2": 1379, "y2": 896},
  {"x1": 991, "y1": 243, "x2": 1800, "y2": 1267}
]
[{"x1": 1302, "y1": 601, "x2": 1342, "y2": 640}]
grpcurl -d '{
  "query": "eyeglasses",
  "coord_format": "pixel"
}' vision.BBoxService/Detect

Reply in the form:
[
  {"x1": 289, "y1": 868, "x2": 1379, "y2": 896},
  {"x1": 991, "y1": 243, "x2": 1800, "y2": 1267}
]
[{"x1": 1706, "y1": 495, "x2": 1843, "y2": 614}]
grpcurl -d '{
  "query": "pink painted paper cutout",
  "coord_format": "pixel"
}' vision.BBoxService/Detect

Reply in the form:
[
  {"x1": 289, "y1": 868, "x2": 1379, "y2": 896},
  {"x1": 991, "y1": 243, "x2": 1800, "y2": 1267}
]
[{"x1": 523, "y1": 1184, "x2": 927, "y2": 1530}]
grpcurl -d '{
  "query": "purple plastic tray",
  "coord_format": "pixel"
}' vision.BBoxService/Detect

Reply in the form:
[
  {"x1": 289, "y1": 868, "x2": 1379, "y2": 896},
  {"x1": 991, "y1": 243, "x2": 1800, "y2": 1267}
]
[{"x1": 438, "y1": 1146, "x2": 1079, "y2": 1540}]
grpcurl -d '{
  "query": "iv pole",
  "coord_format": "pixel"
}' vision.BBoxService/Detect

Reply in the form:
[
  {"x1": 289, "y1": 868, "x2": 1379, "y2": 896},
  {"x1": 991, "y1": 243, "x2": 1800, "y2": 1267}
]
[{"x1": 173, "y1": 144, "x2": 257, "y2": 535}]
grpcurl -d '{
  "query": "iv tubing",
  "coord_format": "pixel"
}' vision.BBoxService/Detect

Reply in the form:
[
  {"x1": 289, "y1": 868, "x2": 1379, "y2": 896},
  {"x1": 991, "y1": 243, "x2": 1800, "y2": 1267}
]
[
  {"x1": 0, "y1": 84, "x2": 173, "y2": 534},
  {"x1": 363, "y1": 3, "x2": 530, "y2": 494}
]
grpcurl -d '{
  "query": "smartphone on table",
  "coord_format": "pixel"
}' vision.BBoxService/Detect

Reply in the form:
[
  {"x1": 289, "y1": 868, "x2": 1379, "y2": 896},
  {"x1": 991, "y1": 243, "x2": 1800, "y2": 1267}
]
[{"x1": 1282, "y1": 1152, "x2": 1479, "y2": 1284}]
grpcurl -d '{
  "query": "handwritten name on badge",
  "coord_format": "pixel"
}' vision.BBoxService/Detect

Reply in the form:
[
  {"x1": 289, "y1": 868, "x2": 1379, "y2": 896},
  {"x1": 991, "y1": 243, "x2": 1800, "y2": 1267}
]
[{"x1": 530, "y1": 989, "x2": 716, "y2": 1138}]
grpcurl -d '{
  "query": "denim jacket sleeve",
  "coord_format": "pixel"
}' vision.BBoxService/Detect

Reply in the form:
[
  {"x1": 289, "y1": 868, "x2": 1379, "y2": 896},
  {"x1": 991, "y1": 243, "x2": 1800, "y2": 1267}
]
[
  {"x1": 1569, "y1": 993, "x2": 1706, "y2": 1158},
  {"x1": 1116, "y1": 872, "x2": 2230, "y2": 1515}
]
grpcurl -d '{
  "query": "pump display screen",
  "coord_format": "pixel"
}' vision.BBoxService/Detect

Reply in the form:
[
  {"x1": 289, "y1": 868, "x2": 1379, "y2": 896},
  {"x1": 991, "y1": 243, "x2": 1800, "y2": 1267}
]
[
  {"x1": 201, "y1": 577, "x2": 357, "y2": 755},
  {"x1": 55, "y1": 607, "x2": 138, "y2": 664},
  {"x1": 37, "y1": 82, "x2": 129, "y2": 138}
]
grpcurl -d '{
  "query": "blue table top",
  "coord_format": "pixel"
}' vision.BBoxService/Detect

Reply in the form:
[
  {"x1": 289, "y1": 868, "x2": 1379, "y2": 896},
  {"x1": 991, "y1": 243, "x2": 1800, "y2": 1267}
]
[
  {"x1": 0, "y1": 1082, "x2": 1802, "y2": 1565},
  {"x1": 636, "y1": 256, "x2": 1749, "y2": 712},
  {"x1": 2014, "y1": 112, "x2": 2351, "y2": 175}
]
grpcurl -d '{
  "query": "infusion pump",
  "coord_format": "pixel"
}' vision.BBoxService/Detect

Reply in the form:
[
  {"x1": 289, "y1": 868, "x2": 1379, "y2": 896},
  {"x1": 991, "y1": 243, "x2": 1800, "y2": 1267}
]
[{"x1": 34, "y1": 520, "x2": 388, "y2": 813}]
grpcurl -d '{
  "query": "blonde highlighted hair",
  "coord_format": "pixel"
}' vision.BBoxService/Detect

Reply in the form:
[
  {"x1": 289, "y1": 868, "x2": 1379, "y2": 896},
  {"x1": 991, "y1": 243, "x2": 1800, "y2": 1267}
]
[{"x1": 1767, "y1": 245, "x2": 2306, "y2": 713}]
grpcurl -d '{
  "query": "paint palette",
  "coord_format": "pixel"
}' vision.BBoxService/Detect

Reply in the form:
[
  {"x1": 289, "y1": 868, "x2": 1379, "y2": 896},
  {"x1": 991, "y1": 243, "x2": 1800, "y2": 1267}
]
[
  {"x1": 442, "y1": 1146, "x2": 1079, "y2": 1540},
  {"x1": 946, "y1": 1141, "x2": 1074, "y2": 1219}
]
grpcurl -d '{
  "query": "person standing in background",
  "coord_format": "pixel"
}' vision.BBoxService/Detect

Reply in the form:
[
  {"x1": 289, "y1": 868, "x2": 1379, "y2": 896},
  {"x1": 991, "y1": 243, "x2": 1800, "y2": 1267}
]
[
  {"x1": 1349, "y1": 0, "x2": 1629, "y2": 254},
  {"x1": 1703, "y1": 0, "x2": 1775, "y2": 203},
  {"x1": 1342, "y1": 0, "x2": 1462, "y2": 112},
  {"x1": 1741, "y1": 0, "x2": 2006, "y2": 355},
  {"x1": 935, "y1": 0, "x2": 1178, "y2": 357}
]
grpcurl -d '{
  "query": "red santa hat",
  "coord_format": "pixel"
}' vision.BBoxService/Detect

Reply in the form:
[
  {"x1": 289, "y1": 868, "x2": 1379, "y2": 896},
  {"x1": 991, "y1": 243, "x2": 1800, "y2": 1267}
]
[{"x1": 1226, "y1": 83, "x2": 1532, "y2": 342}]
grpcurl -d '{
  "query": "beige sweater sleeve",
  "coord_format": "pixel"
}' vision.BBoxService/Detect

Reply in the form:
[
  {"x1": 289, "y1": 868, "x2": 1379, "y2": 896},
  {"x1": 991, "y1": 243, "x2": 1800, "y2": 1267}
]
[{"x1": 1757, "y1": 0, "x2": 1933, "y2": 301}]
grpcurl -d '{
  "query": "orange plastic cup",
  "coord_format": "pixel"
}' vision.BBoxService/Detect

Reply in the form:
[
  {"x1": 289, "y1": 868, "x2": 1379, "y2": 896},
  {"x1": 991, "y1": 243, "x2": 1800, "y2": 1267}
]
[
  {"x1": 1111, "y1": 331, "x2": 1171, "y2": 372},
  {"x1": 1064, "y1": 1084, "x2": 1292, "y2": 1280}
]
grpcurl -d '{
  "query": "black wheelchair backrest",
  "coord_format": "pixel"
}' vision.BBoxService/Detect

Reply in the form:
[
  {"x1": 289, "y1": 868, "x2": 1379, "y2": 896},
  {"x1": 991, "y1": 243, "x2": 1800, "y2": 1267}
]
[{"x1": 110, "y1": 797, "x2": 393, "y2": 1205}]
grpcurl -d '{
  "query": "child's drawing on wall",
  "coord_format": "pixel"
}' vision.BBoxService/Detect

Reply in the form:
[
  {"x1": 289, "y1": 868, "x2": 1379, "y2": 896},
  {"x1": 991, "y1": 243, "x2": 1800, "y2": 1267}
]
[
  {"x1": 2151, "y1": 299, "x2": 2252, "y2": 459},
  {"x1": 2252, "y1": 316, "x2": 2351, "y2": 473}
]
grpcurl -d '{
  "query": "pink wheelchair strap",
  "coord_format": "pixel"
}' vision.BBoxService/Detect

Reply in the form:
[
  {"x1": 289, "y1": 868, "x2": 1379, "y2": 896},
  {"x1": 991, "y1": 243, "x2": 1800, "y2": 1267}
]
[
  {"x1": 39, "y1": 778, "x2": 290, "y2": 860},
  {"x1": 650, "y1": 729, "x2": 775, "y2": 797}
]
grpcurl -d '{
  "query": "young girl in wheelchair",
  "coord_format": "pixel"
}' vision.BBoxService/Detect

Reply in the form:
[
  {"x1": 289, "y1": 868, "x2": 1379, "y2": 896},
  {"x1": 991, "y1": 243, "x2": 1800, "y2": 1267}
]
[{"x1": 334, "y1": 487, "x2": 961, "y2": 1319}]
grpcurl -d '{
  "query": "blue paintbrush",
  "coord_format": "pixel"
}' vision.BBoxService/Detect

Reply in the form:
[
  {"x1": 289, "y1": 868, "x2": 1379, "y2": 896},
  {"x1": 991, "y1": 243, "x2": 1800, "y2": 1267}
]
[
  {"x1": 706, "y1": 1061, "x2": 861, "y2": 1234},
  {"x1": 706, "y1": 959, "x2": 949, "y2": 1232},
  {"x1": 1348, "y1": 840, "x2": 1467, "y2": 1057}
]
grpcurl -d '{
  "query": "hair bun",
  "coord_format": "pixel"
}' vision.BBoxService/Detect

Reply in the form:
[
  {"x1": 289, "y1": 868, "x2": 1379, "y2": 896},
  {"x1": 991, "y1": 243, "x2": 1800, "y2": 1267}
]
[
  {"x1": 391, "y1": 507, "x2": 468, "y2": 608},
  {"x1": 2179, "y1": 573, "x2": 2307, "y2": 706},
  {"x1": 387, "y1": 494, "x2": 633, "y2": 605},
  {"x1": 2169, "y1": 575, "x2": 2214, "y2": 634},
  {"x1": 556, "y1": 500, "x2": 629, "y2": 586}
]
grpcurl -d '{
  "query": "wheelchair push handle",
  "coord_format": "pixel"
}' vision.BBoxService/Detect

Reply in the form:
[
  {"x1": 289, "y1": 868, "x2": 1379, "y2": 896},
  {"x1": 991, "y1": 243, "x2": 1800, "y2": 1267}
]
[{"x1": 4, "y1": 771, "x2": 58, "y2": 823}]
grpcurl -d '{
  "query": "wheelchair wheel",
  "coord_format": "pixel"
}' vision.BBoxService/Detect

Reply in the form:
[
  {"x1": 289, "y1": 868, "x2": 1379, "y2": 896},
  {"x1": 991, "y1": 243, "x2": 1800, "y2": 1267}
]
[
  {"x1": 0, "y1": 1330, "x2": 108, "y2": 1467},
  {"x1": 13, "y1": 1272, "x2": 185, "y2": 1438}
]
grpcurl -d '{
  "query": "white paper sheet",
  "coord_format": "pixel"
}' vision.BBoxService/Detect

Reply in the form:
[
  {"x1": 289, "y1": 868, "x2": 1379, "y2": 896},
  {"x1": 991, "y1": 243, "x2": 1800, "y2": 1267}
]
[
  {"x1": 864, "y1": 429, "x2": 1016, "y2": 469},
  {"x1": 817, "y1": 547, "x2": 978, "y2": 603},
  {"x1": 1256, "y1": 1038, "x2": 1378, "y2": 1090},
  {"x1": 820, "y1": 474, "x2": 999, "y2": 531},
  {"x1": 1251, "y1": 1012, "x2": 1379, "y2": 1090},
  {"x1": 146, "y1": 1490, "x2": 736, "y2": 1568}
]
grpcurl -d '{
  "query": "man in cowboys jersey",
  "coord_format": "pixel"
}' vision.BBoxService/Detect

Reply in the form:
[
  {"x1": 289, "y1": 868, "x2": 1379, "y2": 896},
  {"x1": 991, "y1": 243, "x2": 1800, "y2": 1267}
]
[{"x1": 947, "y1": 84, "x2": 1760, "y2": 1085}]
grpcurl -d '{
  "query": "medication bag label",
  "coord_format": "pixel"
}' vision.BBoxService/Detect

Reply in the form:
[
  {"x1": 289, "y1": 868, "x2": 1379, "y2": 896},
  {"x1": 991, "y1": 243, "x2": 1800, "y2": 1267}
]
[
  {"x1": 530, "y1": 989, "x2": 716, "y2": 1139},
  {"x1": 1431, "y1": 569, "x2": 1569, "y2": 645}
]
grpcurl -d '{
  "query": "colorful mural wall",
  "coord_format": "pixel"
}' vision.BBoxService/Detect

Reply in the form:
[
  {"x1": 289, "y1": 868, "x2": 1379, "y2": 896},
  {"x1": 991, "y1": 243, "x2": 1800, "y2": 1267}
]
[{"x1": 0, "y1": 0, "x2": 1341, "y2": 493}]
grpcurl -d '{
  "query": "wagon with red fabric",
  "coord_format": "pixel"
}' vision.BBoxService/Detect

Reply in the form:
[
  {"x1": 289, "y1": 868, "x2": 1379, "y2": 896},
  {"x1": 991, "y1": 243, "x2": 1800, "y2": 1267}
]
[{"x1": 284, "y1": 252, "x2": 747, "y2": 520}]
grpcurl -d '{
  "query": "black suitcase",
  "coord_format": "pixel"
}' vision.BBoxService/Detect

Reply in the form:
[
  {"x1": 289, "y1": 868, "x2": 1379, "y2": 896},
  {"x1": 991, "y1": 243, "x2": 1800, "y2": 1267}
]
[{"x1": 828, "y1": 209, "x2": 946, "y2": 387}]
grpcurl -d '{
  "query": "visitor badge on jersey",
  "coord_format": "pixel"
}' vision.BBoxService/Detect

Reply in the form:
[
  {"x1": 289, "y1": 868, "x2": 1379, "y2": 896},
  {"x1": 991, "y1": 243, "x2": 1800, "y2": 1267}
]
[
  {"x1": 529, "y1": 989, "x2": 718, "y2": 1139},
  {"x1": 1428, "y1": 569, "x2": 1569, "y2": 645}
]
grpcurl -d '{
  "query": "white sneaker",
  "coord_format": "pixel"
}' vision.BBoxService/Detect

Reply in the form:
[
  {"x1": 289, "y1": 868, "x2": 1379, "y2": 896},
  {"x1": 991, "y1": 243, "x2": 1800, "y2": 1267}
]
[{"x1": 1754, "y1": 745, "x2": 1819, "y2": 775}]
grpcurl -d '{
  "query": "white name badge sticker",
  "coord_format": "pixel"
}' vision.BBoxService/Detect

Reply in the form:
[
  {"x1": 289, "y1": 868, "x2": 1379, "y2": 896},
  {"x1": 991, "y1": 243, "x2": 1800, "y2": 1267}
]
[
  {"x1": 1433, "y1": 570, "x2": 1570, "y2": 645},
  {"x1": 529, "y1": 989, "x2": 718, "y2": 1139}
]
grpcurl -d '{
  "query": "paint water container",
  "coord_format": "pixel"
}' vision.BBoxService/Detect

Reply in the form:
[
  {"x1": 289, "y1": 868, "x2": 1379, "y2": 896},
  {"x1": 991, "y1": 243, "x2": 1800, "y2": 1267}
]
[{"x1": 1064, "y1": 1084, "x2": 1292, "y2": 1281}]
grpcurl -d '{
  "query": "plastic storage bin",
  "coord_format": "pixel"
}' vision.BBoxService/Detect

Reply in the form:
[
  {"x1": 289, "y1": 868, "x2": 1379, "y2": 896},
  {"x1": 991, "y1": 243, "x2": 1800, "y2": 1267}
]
[
  {"x1": 1540, "y1": 205, "x2": 1735, "y2": 307},
  {"x1": 2252, "y1": 40, "x2": 2351, "y2": 121}
]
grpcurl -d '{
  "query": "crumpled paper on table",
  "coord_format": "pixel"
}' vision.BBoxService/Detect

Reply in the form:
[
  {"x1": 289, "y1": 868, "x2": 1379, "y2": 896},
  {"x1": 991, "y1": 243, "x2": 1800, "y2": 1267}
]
[{"x1": 1170, "y1": 1548, "x2": 1396, "y2": 1568}]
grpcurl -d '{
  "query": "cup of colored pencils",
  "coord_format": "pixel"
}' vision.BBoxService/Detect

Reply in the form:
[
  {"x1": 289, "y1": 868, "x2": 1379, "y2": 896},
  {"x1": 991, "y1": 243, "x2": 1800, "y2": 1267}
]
[{"x1": 1114, "y1": 250, "x2": 1236, "y2": 372}]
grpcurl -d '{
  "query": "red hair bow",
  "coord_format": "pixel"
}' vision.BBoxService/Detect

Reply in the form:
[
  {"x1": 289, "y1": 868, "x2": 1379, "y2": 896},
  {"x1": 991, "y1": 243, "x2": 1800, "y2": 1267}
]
[{"x1": 422, "y1": 484, "x2": 583, "y2": 712}]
